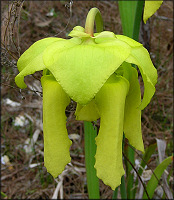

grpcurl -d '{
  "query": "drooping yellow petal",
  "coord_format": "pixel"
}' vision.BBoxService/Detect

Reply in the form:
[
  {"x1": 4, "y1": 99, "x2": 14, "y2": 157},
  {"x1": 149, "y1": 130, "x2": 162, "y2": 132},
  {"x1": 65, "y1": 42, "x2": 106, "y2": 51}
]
[
  {"x1": 143, "y1": 1, "x2": 163, "y2": 24},
  {"x1": 75, "y1": 99, "x2": 100, "y2": 121},
  {"x1": 94, "y1": 74, "x2": 129, "y2": 190},
  {"x1": 122, "y1": 63, "x2": 144, "y2": 153},
  {"x1": 41, "y1": 75, "x2": 72, "y2": 178}
]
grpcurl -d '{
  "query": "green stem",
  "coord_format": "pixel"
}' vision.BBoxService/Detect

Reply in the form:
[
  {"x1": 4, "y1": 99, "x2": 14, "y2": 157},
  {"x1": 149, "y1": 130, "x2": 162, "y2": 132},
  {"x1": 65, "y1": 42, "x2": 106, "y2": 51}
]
[
  {"x1": 84, "y1": 121, "x2": 100, "y2": 199},
  {"x1": 85, "y1": 7, "x2": 103, "y2": 36},
  {"x1": 125, "y1": 143, "x2": 135, "y2": 199},
  {"x1": 132, "y1": 1, "x2": 144, "y2": 41},
  {"x1": 120, "y1": 175, "x2": 127, "y2": 199},
  {"x1": 112, "y1": 187, "x2": 118, "y2": 199}
]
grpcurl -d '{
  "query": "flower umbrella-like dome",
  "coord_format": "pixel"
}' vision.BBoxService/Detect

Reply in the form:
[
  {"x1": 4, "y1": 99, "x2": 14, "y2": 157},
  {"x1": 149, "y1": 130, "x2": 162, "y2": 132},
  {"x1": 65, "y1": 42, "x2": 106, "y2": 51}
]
[{"x1": 15, "y1": 8, "x2": 157, "y2": 190}]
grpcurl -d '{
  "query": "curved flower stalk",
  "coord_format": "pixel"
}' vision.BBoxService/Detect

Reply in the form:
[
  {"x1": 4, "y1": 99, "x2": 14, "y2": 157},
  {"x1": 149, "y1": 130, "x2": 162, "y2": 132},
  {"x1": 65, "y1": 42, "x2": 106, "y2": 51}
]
[
  {"x1": 143, "y1": 0, "x2": 163, "y2": 24},
  {"x1": 15, "y1": 8, "x2": 157, "y2": 190}
]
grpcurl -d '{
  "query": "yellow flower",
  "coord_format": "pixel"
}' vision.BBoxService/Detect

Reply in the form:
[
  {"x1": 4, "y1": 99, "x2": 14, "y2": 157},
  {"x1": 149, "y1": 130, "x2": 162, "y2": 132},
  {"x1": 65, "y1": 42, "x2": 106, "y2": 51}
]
[
  {"x1": 15, "y1": 8, "x2": 157, "y2": 190},
  {"x1": 143, "y1": 0, "x2": 163, "y2": 24}
]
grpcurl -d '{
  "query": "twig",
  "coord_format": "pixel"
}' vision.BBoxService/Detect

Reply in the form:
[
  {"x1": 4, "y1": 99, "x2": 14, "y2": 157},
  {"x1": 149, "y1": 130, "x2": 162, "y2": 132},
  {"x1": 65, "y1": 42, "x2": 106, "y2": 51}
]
[
  {"x1": 1, "y1": 167, "x2": 24, "y2": 181},
  {"x1": 53, "y1": 0, "x2": 73, "y2": 37},
  {"x1": 123, "y1": 152, "x2": 150, "y2": 200},
  {"x1": 1, "y1": 83, "x2": 43, "y2": 98},
  {"x1": 125, "y1": 140, "x2": 169, "y2": 199}
]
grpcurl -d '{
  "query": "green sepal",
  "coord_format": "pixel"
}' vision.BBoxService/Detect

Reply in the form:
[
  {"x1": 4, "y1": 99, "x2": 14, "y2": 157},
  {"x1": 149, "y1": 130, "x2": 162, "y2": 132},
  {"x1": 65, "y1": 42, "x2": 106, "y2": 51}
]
[
  {"x1": 126, "y1": 45, "x2": 157, "y2": 110},
  {"x1": 116, "y1": 34, "x2": 157, "y2": 110},
  {"x1": 15, "y1": 37, "x2": 61, "y2": 88},
  {"x1": 68, "y1": 26, "x2": 90, "y2": 38},
  {"x1": 116, "y1": 35, "x2": 142, "y2": 47},
  {"x1": 43, "y1": 38, "x2": 130, "y2": 105}
]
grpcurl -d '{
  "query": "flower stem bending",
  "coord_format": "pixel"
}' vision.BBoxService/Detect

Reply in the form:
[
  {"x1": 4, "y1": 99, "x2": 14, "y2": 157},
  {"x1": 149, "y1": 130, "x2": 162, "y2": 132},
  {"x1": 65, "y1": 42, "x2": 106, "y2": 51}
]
[{"x1": 85, "y1": 7, "x2": 103, "y2": 36}]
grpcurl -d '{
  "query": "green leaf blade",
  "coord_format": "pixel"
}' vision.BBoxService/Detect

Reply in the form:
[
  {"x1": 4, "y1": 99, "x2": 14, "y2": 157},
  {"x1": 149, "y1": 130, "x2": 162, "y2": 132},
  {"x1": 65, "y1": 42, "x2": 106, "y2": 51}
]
[
  {"x1": 143, "y1": 156, "x2": 173, "y2": 199},
  {"x1": 84, "y1": 121, "x2": 100, "y2": 199}
]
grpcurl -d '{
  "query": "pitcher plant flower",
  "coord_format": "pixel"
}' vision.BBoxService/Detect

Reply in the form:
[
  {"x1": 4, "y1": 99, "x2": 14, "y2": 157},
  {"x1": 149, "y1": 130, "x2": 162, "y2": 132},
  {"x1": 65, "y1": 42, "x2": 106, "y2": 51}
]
[
  {"x1": 15, "y1": 8, "x2": 157, "y2": 190},
  {"x1": 143, "y1": 0, "x2": 163, "y2": 24}
]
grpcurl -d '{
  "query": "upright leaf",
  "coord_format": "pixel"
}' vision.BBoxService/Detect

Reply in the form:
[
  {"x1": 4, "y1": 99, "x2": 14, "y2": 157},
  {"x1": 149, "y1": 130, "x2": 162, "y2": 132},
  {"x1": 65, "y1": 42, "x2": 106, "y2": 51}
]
[{"x1": 143, "y1": 156, "x2": 173, "y2": 199}]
